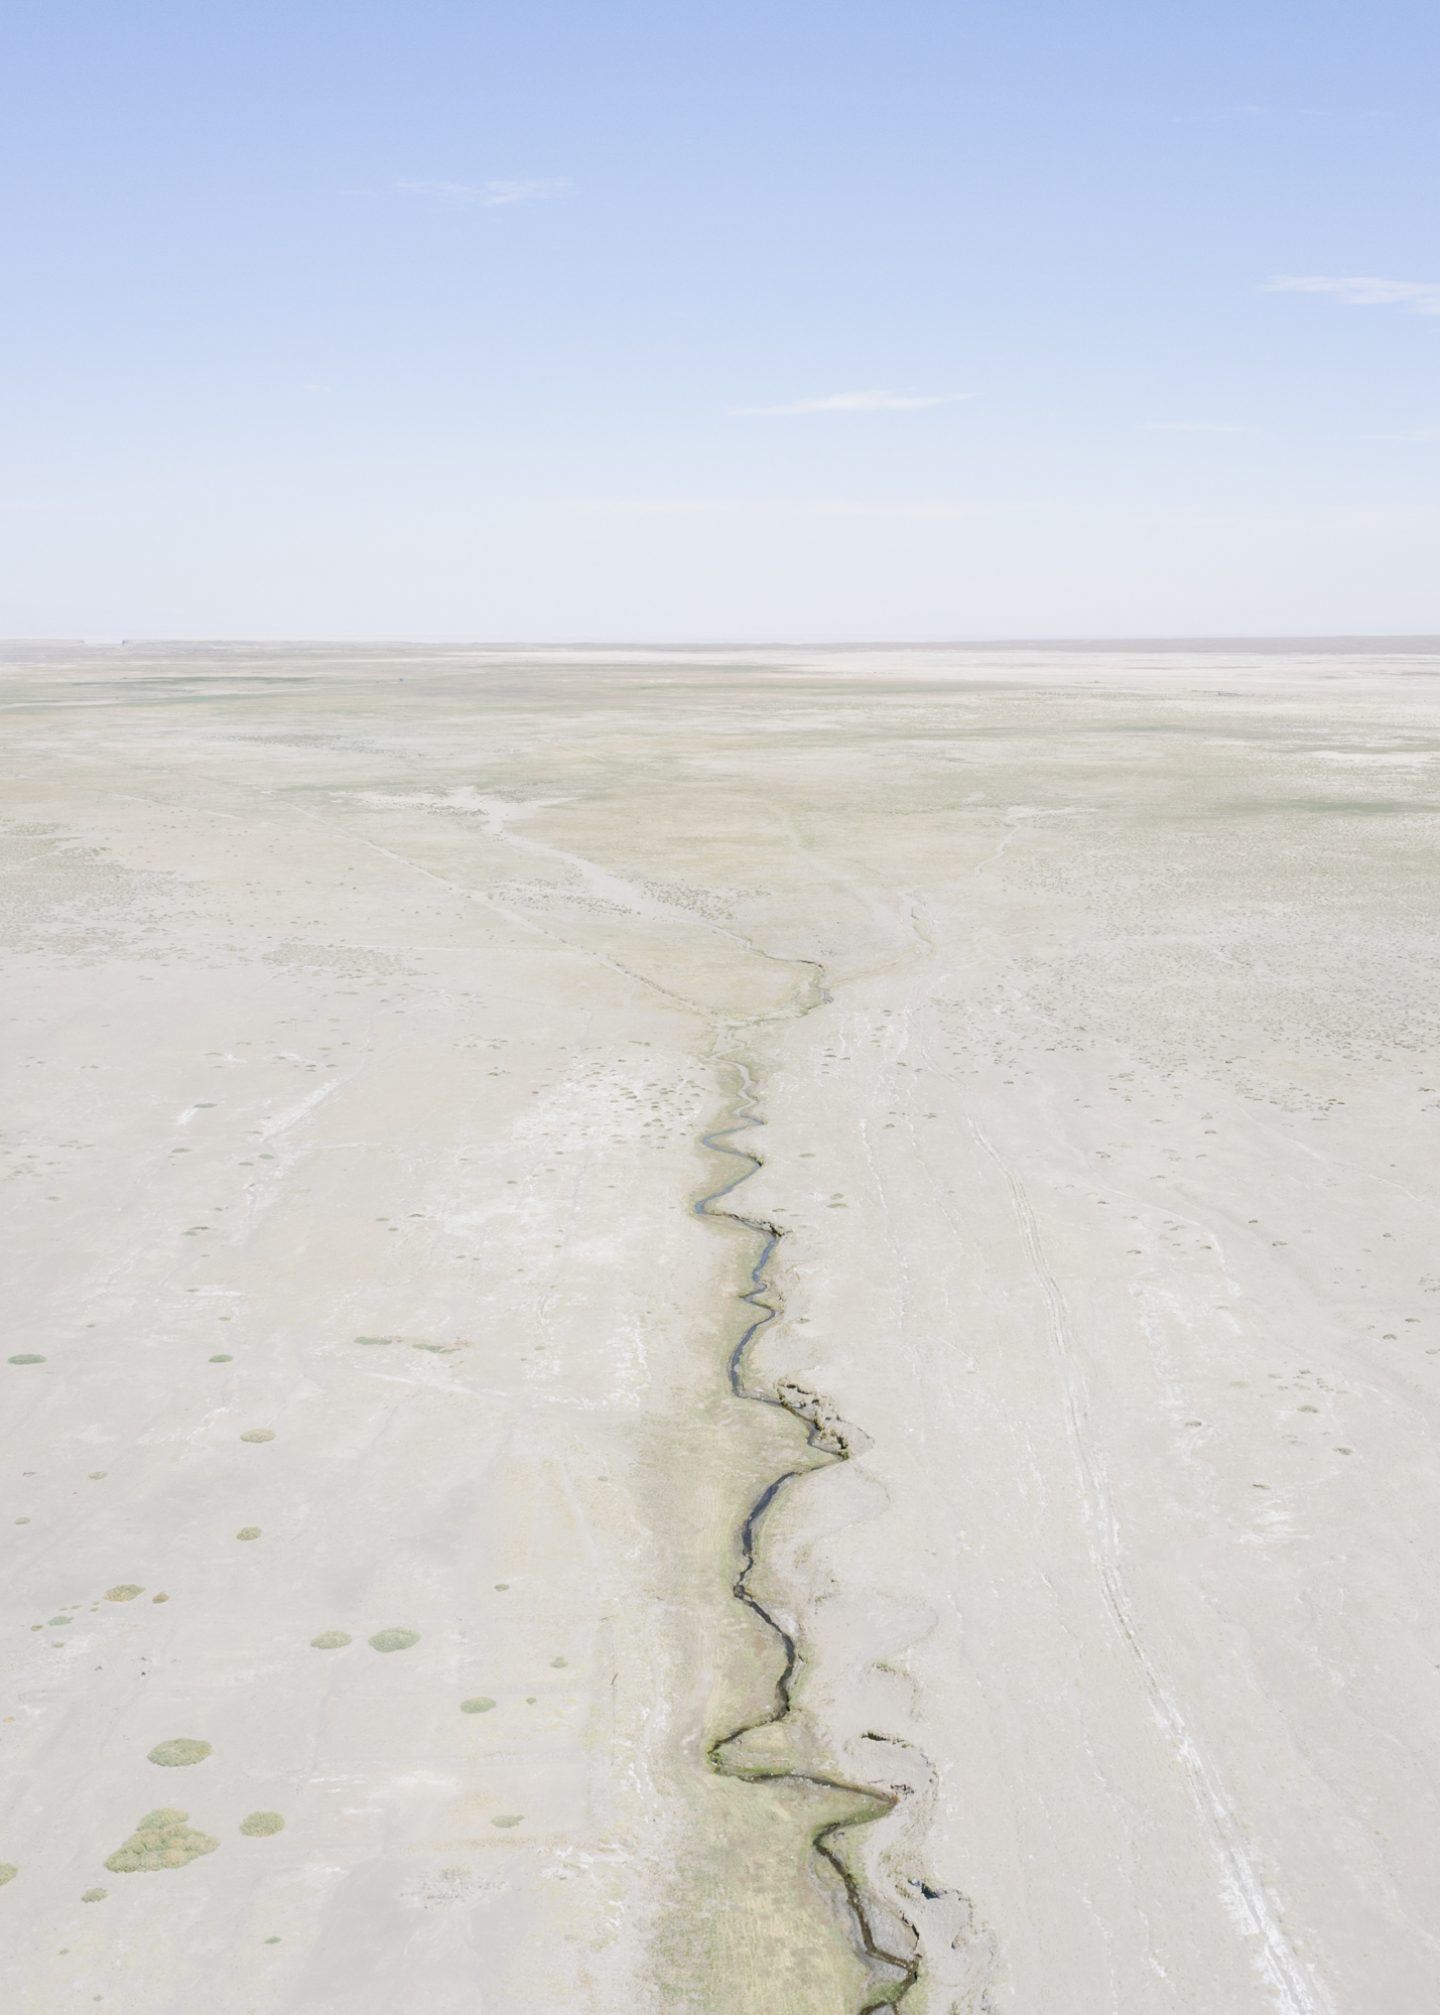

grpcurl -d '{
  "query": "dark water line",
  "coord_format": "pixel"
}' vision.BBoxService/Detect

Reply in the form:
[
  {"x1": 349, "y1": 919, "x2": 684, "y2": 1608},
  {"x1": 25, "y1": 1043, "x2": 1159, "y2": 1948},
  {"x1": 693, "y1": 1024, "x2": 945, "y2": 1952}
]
[{"x1": 694, "y1": 1068, "x2": 921, "y2": 2013}]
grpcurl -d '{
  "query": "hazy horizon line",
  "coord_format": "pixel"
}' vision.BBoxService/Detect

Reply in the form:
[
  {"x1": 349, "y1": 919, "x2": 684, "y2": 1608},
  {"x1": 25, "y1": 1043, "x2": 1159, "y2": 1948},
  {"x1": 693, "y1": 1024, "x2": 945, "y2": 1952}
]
[{"x1": 5, "y1": 632, "x2": 1440, "y2": 653}]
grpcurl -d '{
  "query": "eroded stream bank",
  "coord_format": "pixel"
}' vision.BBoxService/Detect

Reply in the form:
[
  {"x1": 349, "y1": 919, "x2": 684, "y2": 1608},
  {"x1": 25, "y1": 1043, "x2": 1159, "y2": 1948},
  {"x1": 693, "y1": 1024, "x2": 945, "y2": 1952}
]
[{"x1": 693, "y1": 1050, "x2": 923, "y2": 2013}]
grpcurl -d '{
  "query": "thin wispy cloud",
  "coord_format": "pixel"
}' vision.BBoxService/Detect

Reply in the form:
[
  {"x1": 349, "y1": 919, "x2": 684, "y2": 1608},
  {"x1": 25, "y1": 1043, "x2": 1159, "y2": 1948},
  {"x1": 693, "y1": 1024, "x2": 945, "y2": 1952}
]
[
  {"x1": 578, "y1": 497, "x2": 1005, "y2": 522},
  {"x1": 1147, "y1": 421, "x2": 1251, "y2": 434},
  {"x1": 731, "y1": 388, "x2": 970, "y2": 416},
  {"x1": 1171, "y1": 104, "x2": 1367, "y2": 125},
  {"x1": 1266, "y1": 275, "x2": 1440, "y2": 315},
  {"x1": 396, "y1": 177, "x2": 571, "y2": 209}
]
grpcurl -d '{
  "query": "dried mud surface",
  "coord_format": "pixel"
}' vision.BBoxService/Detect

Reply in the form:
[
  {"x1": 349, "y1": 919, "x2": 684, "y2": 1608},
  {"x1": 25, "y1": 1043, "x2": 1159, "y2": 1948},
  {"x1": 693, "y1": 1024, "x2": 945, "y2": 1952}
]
[{"x1": 3, "y1": 641, "x2": 1438, "y2": 2013}]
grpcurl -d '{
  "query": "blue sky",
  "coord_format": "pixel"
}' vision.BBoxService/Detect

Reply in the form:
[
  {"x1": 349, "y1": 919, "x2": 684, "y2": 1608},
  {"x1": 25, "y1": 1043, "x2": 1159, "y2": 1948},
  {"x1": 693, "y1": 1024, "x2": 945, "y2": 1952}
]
[{"x1": 2, "y1": 1, "x2": 1437, "y2": 638}]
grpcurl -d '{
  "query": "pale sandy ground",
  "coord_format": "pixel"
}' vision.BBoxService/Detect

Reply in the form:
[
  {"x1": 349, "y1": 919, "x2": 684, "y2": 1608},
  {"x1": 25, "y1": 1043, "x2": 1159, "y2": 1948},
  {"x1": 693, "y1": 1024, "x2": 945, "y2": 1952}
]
[{"x1": 2, "y1": 642, "x2": 1438, "y2": 2014}]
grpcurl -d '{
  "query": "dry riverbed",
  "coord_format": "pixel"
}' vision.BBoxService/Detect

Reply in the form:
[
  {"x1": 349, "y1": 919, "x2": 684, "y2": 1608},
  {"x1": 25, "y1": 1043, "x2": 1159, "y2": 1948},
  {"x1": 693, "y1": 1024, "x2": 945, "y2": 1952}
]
[{"x1": 3, "y1": 641, "x2": 1438, "y2": 2013}]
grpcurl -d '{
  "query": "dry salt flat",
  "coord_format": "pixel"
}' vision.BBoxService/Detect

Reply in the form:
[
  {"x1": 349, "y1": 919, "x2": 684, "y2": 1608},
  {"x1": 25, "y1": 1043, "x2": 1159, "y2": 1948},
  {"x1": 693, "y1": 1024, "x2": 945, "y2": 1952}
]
[{"x1": 2, "y1": 640, "x2": 1438, "y2": 2014}]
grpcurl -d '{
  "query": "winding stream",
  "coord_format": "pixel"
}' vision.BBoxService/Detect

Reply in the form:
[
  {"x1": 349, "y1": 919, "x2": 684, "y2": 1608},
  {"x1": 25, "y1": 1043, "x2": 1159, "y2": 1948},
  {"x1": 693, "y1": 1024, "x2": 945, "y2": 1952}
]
[{"x1": 694, "y1": 1054, "x2": 921, "y2": 2012}]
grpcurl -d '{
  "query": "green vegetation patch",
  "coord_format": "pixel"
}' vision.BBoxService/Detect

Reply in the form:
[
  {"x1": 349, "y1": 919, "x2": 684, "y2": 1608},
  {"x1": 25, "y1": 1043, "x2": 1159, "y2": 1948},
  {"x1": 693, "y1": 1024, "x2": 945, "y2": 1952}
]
[
  {"x1": 105, "y1": 1808, "x2": 218, "y2": 1874},
  {"x1": 460, "y1": 1696, "x2": 496, "y2": 1714},
  {"x1": 310, "y1": 1630, "x2": 351, "y2": 1650},
  {"x1": 105, "y1": 1585, "x2": 143, "y2": 1603},
  {"x1": 148, "y1": 1738, "x2": 212, "y2": 1768},
  {"x1": 239, "y1": 1811, "x2": 284, "y2": 1837},
  {"x1": 239, "y1": 1429, "x2": 275, "y2": 1443},
  {"x1": 368, "y1": 1628, "x2": 420, "y2": 1653},
  {"x1": 8, "y1": 1354, "x2": 45, "y2": 1366}
]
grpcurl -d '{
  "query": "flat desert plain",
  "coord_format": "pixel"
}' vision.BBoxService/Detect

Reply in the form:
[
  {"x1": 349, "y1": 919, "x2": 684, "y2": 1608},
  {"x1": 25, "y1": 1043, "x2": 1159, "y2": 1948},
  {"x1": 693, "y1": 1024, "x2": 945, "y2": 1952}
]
[{"x1": 3, "y1": 641, "x2": 1439, "y2": 2015}]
